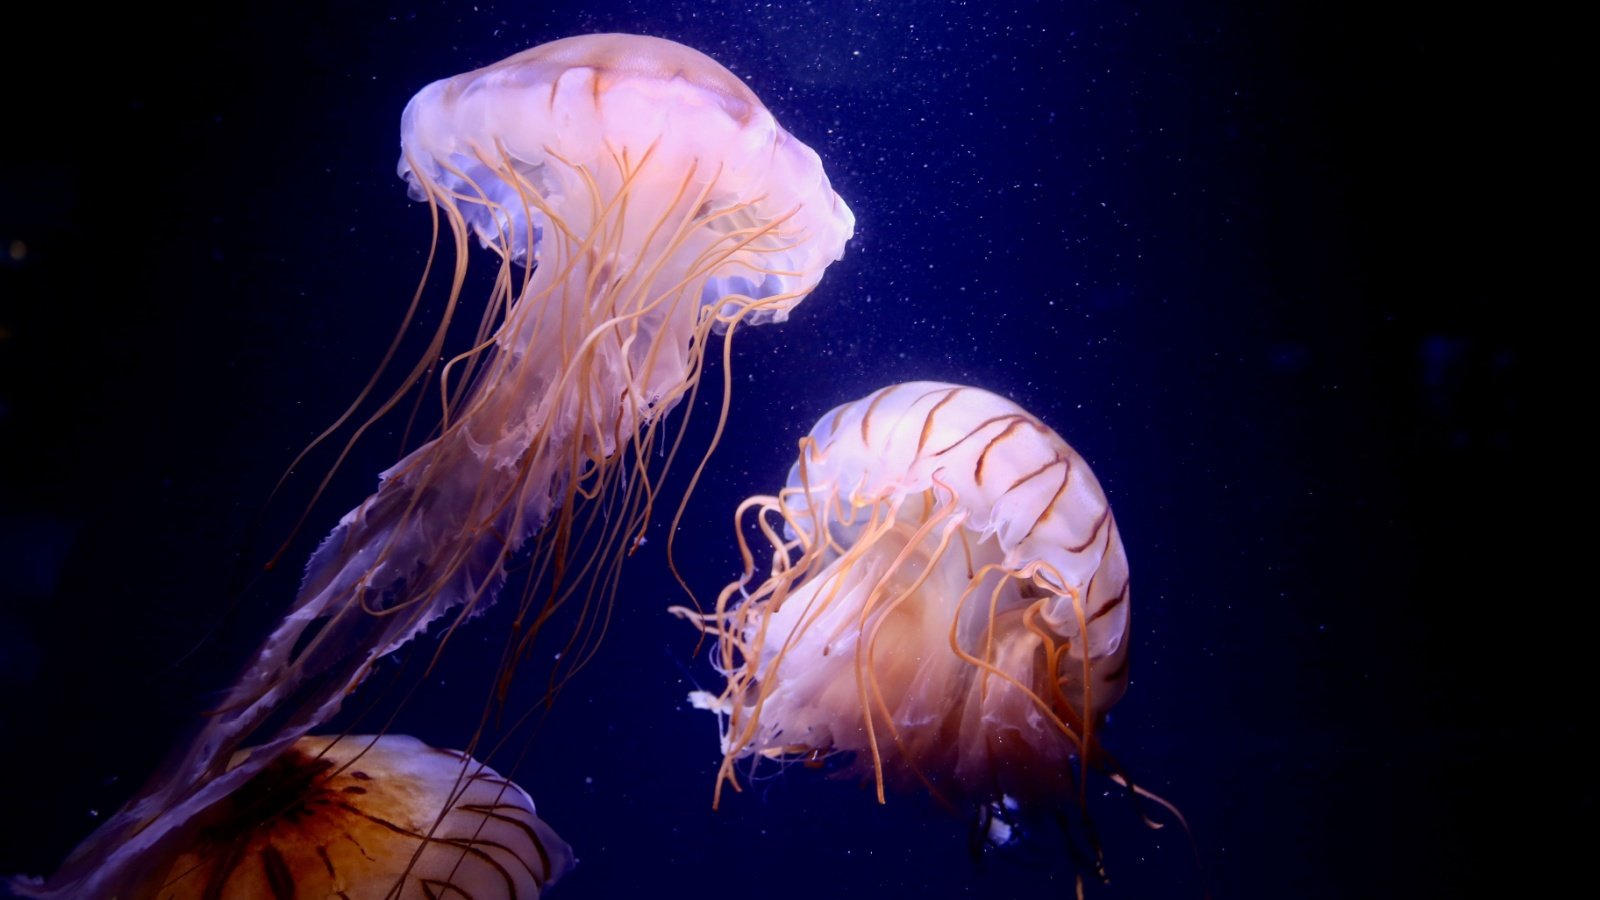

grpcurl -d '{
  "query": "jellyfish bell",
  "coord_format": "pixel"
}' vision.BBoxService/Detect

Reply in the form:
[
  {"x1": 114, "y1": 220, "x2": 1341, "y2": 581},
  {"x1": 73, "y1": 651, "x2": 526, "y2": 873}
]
[
  {"x1": 9, "y1": 33, "x2": 851, "y2": 898},
  {"x1": 152, "y1": 734, "x2": 571, "y2": 899},
  {"x1": 400, "y1": 34, "x2": 852, "y2": 309},
  {"x1": 676, "y1": 382, "x2": 1130, "y2": 808}
]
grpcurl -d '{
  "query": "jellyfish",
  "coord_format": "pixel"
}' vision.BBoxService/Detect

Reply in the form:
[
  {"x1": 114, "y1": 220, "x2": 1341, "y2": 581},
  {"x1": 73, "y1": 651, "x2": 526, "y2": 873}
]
[
  {"x1": 153, "y1": 734, "x2": 570, "y2": 899},
  {"x1": 675, "y1": 382, "x2": 1130, "y2": 809},
  {"x1": 11, "y1": 33, "x2": 852, "y2": 898}
]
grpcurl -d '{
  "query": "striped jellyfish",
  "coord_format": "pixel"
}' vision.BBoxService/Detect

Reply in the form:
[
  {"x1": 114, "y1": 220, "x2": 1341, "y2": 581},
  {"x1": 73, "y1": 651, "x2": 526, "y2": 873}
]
[
  {"x1": 12, "y1": 33, "x2": 852, "y2": 898},
  {"x1": 151, "y1": 735, "x2": 571, "y2": 899},
  {"x1": 676, "y1": 382, "x2": 1130, "y2": 810}
]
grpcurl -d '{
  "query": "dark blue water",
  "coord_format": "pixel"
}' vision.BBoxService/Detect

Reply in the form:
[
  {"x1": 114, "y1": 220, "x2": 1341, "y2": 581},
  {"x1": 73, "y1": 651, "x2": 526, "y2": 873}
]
[{"x1": 0, "y1": 2, "x2": 1536, "y2": 898}]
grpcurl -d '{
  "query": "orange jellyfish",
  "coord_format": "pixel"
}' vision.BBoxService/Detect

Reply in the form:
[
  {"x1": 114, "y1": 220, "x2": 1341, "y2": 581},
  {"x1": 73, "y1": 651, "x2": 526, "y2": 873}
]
[
  {"x1": 12, "y1": 33, "x2": 852, "y2": 898},
  {"x1": 676, "y1": 382, "x2": 1130, "y2": 809},
  {"x1": 153, "y1": 734, "x2": 571, "y2": 899}
]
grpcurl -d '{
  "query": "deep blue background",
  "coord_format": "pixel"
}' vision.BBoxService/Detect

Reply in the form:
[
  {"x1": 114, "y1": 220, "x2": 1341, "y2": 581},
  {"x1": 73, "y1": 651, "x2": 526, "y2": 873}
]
[{"x1": 0, "y1": 2, "x2": 1540, "y2": 898}]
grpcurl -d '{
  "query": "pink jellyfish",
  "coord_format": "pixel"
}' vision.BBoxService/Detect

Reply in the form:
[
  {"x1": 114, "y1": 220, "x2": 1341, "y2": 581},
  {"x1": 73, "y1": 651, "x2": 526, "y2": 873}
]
[
  {"x1": 676, "y1": 382, "x2": 1130, "y2": 808},
  {"x1": 12, "y1": 33, "x2": 853, "y2": 898}
]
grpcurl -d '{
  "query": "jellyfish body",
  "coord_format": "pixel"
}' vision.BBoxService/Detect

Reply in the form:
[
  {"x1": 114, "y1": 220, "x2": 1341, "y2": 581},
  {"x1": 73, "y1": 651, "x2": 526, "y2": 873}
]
[
  {"x1": 153, "y1": 734, "x2": 571, "y2": 899},
  {"x1": 680, "y1": 382, "x2": 1129, "y2": 806},
  {"x1": 11, "y1": 34, "x2": 851, "y2": 898}
]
